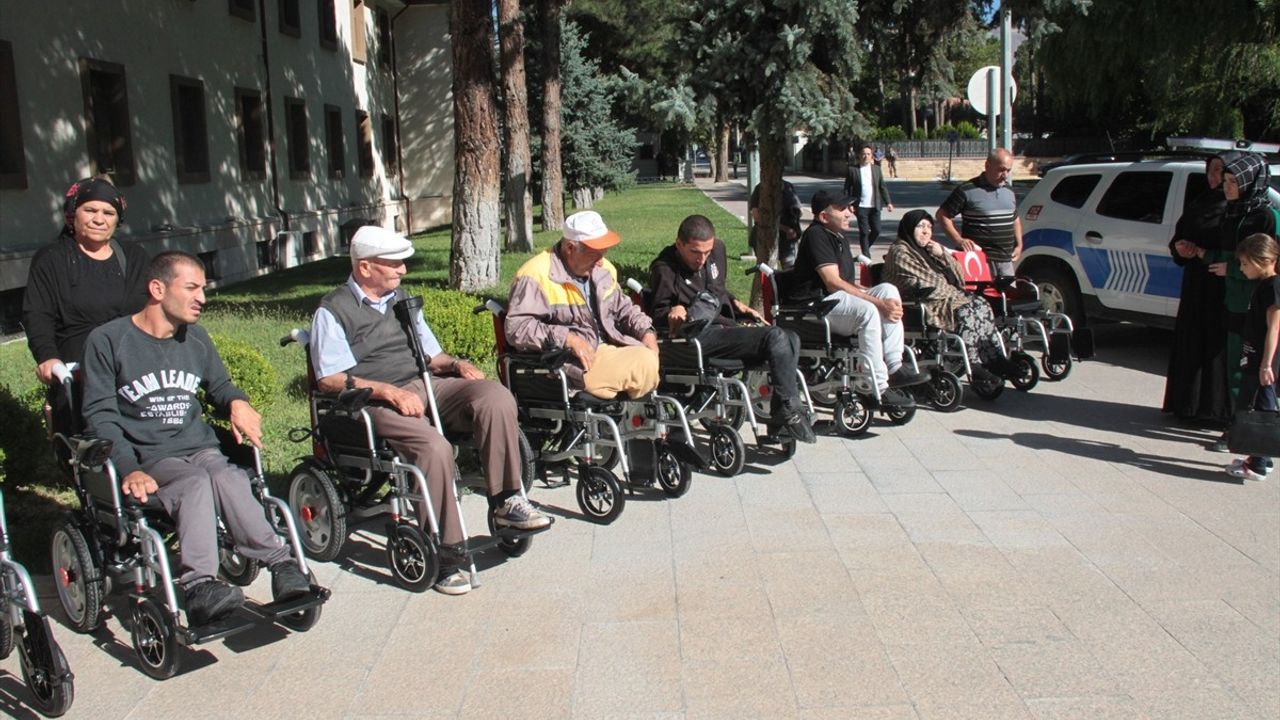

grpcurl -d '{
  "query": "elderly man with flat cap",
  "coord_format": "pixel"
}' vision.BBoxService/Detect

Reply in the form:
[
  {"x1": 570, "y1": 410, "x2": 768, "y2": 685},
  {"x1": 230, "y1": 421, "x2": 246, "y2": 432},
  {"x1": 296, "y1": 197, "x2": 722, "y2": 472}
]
[
  {"x1": 506, "y1": 210, "x2": 660, "y2": 399},
  {"x1": 309, "y1": 226, "x2": 549, "y2": 596}
]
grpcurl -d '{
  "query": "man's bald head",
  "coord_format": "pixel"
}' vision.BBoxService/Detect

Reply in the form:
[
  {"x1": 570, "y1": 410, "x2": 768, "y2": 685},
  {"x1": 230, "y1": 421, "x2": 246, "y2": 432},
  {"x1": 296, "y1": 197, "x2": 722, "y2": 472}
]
[{"x1": 984, "y1": 148, "x2": 1014, "y2": 186}]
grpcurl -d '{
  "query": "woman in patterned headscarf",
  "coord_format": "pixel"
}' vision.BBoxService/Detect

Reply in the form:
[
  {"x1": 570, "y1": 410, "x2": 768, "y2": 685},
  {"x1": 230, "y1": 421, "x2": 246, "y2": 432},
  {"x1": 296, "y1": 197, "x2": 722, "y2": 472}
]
[{"x1": 1207, "y1": 153, "x2": 1278, "y2": 451}]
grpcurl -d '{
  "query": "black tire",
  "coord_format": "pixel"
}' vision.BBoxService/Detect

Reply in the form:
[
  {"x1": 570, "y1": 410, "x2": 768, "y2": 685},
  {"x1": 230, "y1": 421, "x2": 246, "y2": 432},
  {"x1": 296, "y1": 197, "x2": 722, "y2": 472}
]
[
  {"x1": 516, "y1": 429, "x2": 536, "y2": 493},
  {"x1": 834, "y1": 396, "x2": 872, "y2": 437},
  {"x1": 781, "y1": 437, "x2": 798, "y2": 459},
  {"x1": 886, "y1": 403, "x2": 917, "y2": 425},
  {"x1": 277, "y1": 570, "x2": 322, "y2": 632},
  {"x1": 1042, "y1": 353, "x2": 1072, "y2": 381},
  {"x1": 288, "y1": 465, "x2": 347, "y2": 562},
  {"x1": 576, "y1": 465, "x2": 625, "y2": 524},
  {"x1": 655, "y1": 445, "x2": 693, "y2": 498},
  {"x1": 1026, "y1": 264, "x2": 1085, "y2": 329},
  {"x1": 970, "y1": 371, "x2": 1005, "y2": 400},
  {"x1": 385, "y1": 523, "x2": 439, "y2": 593},
  {"x1": 592, "y1": 442, "x2": 621, "y2": 472},
  {"x1": 130, "y1": 597, "x2": 181, "y2": 680},
  {"x1": 218, "y1": 548, "x2": 260, "y2": 587},
  {"x1": 929, "y1": 370, "x2": 964, "y2": 412},
  {"x1": 19, "y1": 612, "x2": 74, "y2": 716},
  {"x1": 1009, "y1": 352, "x2": 1041, "y2": 392},
  {"x1": 707, "y1": 424, "x2": 746, "y2": 477},
  {"x1": 699, "y1": 402, "x2": 746, "y2": 433},
  {"x1": 0, "y1": 606, "x2": 12, "y2": 660},
  {"x1": 487, "y1": 509, "x2": 534, "y2": 558},
  {"x1": 50, "y1": 523, "x2": 102, "y2": 633}
]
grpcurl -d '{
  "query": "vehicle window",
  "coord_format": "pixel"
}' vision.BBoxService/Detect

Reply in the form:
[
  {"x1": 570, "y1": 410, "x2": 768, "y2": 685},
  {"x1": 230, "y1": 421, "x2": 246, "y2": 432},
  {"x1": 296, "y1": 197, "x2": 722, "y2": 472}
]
[
  {"x1": 1183, "y1": 172, "x2": 1209, "y2": 208},
  {"x1": 1096, "y1": 171, "x2": 1173, "y2": 224},
  {"x1": 1049, "y1": 173, "x2": 1101, "y2": 208}
]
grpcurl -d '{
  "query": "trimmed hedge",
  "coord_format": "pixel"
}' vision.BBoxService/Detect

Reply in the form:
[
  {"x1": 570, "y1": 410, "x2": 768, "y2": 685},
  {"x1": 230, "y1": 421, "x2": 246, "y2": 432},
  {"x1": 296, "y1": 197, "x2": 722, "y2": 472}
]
[
  {"x1": 401, "y1": 284, "x2": 497, "y2": 372},
  {"x1": 210, "y1": 334, "x2": 278, "y2": 409},
  {"x1": 0, "y1": 382, "x2": 57, "y2": 487}
]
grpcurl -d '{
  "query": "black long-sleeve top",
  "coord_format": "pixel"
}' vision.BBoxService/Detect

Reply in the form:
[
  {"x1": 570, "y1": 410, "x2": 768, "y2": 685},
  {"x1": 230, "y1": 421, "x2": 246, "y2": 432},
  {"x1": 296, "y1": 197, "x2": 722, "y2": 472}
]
[{"x1": 648, "y1": 239, "x2": 737, "y2": 329}]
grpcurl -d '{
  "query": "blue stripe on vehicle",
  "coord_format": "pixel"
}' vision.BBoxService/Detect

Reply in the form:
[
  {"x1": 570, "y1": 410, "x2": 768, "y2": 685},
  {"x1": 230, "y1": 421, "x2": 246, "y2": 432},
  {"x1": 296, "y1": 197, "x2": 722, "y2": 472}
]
[
  {"x1": 1078, "y1": 247, "x2": 1110, "y2": 290},
  {"x1": 1023, "y1": 228, "x2": 1076, "y2": 255},
  {"x1": 1144, "y1": 254, "x2": 1181, "y2": 298}
]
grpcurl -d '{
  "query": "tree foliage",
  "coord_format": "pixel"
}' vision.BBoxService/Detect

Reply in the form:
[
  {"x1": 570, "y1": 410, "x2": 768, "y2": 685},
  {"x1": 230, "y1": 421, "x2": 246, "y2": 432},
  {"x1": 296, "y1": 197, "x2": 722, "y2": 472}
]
[{"x1": 560, "y1": 20, "x2": 638, "y2": 196}]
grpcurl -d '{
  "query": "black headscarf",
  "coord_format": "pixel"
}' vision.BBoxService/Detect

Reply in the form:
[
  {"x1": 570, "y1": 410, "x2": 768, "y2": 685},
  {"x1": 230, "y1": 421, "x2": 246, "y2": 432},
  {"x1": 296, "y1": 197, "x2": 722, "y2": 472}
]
[
  {"x1": 1224, "y1": 153, "x2": 1271, "y2": 218},
  {"x1": 61, "y1": 177, "x2": 126, "y2": 232},
  {"x1": 896, "y1": 208, "x2": 934, "y2": 243}
]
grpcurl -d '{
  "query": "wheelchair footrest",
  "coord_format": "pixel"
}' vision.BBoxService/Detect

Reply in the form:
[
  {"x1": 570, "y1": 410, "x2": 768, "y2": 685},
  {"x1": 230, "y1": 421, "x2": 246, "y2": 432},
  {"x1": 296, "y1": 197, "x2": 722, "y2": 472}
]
[
  {"x1": 183, "y1": 614, "x2": 257, "y2": 646},
  {"x1": 248, "y1": 588, "x2": 330, "y2": 621}
]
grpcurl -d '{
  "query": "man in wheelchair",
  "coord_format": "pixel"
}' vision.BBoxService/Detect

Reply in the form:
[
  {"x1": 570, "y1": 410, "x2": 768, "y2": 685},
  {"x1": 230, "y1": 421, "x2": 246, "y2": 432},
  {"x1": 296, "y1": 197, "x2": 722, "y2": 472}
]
[
  {"x1": 310, "y1": 226, "x2": 549, "y2": 596},
  {"x1": 80, "y1": 251, "x2": 313, "y2": 626},
  {"x1": 506, "y1": 210, "x2": 661, "y2": 399},
  {"x1": 648, "y1": 214, "x2": 815, "y2": 443},
  {"x1": 790, "y1": 190, "x2": 927, "y2": 407}
]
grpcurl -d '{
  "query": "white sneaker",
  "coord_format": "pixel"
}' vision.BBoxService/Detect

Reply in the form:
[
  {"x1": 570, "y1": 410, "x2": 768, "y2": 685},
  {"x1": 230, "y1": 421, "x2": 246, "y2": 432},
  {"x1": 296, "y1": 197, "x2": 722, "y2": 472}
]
[{"x1": 1226, "y1": 463, "x2": 1269, "y2": 481}]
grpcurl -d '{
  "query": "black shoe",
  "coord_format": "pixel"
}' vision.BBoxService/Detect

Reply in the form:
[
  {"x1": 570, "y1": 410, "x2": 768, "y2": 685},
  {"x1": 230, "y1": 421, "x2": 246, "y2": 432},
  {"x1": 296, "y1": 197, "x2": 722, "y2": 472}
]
[
  {"x1": 184, "y1": 579, "x2": 244, "y2": 626},
  {"x1": 888, "y1": 367, "x2": 930, "y2": 388},
  {"x1": 970, "y1": 364, "x2": 1001, "y2": 386},
  {"x1": 770, "y1": 410, "x2": 817, "y2": 444},
  {"x1": 986, "y1": 356, "x2": 1019, "y2": 380},
  {"x1": 878, "y1": 388, "x2": 915, "y2": 409},
  {"x1": 270, "y1": 561, "x2": 312, "y2": 603}
]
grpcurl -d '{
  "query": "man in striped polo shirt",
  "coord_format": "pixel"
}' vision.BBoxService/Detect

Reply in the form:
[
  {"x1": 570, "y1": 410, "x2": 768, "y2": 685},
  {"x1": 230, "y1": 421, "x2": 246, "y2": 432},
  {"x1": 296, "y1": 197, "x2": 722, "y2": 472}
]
[{"x1": 936, "y1": 148, "x2": 1023, "y2": 278}]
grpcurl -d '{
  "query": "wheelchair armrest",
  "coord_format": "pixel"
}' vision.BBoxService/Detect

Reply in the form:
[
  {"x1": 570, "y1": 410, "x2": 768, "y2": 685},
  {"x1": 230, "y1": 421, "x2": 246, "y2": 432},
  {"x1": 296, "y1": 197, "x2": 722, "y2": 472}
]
[
  {"x1": 675, "y1": 318, "x2": 711, "y2": 339},
  {"x1": 74, "y1": 437, "x2": 114, "y2": 467},
  {"x1": 336, "y1": 387, "x2": 374, "y2": 413},
  {"x1": 507, "y1": 348, "x2": 575, "y2": 371},
  {"x1": 776, "y1": 299, "x2": 838, "y2": 321}
]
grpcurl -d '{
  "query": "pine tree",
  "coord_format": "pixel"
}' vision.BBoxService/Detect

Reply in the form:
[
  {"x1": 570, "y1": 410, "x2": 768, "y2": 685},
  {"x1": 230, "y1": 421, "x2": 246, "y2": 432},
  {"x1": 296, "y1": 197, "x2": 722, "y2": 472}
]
[{"x1": 560, "y1": 20, "x2": 637, "y2": 208}]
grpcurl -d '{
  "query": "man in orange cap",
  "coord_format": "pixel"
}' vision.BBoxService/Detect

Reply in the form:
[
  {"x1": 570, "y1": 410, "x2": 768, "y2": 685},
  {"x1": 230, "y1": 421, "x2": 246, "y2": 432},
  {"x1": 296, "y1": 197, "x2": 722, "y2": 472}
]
[{"x1": 506, "y1": 210, "x2": 660, "y2": 398}]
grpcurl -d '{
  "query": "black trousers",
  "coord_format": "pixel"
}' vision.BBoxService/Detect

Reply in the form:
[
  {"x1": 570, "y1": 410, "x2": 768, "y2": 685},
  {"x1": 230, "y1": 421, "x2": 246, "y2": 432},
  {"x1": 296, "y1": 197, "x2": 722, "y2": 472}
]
[
  {"x1": 854, "y1": 206, "x2": 882, "y2": 256},
  {"x1": 697, "y1": 324, "x2": 802, "y2": 407}
]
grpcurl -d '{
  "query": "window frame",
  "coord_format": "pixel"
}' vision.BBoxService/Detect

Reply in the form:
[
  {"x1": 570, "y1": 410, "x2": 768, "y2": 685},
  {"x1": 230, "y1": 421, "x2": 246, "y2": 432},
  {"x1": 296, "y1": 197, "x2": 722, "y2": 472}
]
[
  {"x1": 317, "y1": 0, "x2": 338, "y2": 50},
  {"x1": 279, "y1": 0, "x2": 302, "y2": 37},
  {"x1": 228, "y1": 0, "x2": 256, "y2": 23},
  {"x1": 78, "y1": 57, "x2": 136, "y2": 186},
  {"x1": 1096, "y1": 170, "x2": 1174, "y2": 225},
  {"x1": 234, "y1": 86, "x2": 267, "y2": 181},
  {"x1": 356, "y1": 109, "x2": 373, "y2": 178},
  {"x1": 0, "y1": 39, "x2": 27, "y2": 190},
  {"x1": 1048, "y1": 173, "x2": 1102, "y2": 210},
  {"x1": 169, "y1": 74, "x2": 211, "y2": 184},
  {"x1": 283, "y1": 96, "x2": 311, "y2": 180},
  {"x1": 324, "y1": 103, "x2": 345, "y2": 179}
]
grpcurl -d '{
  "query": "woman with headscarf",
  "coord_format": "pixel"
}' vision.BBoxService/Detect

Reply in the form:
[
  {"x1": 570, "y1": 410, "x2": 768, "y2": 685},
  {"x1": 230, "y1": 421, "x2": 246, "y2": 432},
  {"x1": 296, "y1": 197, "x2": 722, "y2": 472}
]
[
  {"x1": 22, "y1": 176, "x2": 149, "y2": 429},
  {"x1": 1206, "y1": 153, "x2": 1278, "y2": 451},
  {"x1": 1162, "y1": 152, "x2": 1240, "y2": 425},
  {"x1": 882, "y1": 208, "x2": 1010, "y2": 385}
]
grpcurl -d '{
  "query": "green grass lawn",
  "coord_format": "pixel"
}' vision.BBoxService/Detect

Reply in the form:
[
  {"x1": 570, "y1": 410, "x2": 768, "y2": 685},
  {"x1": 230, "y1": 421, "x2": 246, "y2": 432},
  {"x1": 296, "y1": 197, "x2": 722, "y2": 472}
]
[{"x1": 0, "y1": 183, "x2": 748, "y2": 568}]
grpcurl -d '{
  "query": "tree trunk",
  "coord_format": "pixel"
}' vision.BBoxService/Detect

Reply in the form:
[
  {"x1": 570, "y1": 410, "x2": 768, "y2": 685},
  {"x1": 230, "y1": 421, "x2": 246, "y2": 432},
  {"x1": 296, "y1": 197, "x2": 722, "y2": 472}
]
[
  {"x1": 449, "y1": 0, "x2": 501, "y2": 291},
  {"x1": 498, "y1": 0, "x2": 534, "y2": 252},
  {"x1": 572, "y1": 187, "x2": 593, "y2": 209},
  {"x1": 714, "y1": 120, "x2": 730, "y2": 182},
  {"x1": 750, "y1": 135, "x2": 786, "y2": 307},
  {"x1": 901, "y1": 82, "x2": 915, "y2": 134},
  {"x1": 539, "y1": 0, "x2": 566, "y2": 231},
  {"x1": 592, "y1": 186, "x2": 604, "y2": 202}
]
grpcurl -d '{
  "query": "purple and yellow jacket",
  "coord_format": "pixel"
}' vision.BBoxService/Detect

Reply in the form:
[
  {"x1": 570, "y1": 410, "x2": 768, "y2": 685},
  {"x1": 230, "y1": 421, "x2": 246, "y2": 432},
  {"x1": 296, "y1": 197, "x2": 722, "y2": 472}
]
[{"x1": 505, "y1": 246, "x2": 655, "y2": 388}]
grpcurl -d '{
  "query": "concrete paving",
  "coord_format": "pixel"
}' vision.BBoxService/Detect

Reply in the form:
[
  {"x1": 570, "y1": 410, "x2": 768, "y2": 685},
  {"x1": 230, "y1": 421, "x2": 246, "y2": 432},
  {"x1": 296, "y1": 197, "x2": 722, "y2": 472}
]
[{"x1": 1, "y1": 180, "x2": 1276, "y2": 719}]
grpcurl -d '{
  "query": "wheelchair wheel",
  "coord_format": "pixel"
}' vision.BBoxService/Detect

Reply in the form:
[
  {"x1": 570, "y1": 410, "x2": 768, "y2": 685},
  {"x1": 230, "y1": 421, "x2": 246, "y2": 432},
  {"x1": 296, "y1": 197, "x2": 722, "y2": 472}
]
[
  {"x1": 708, "y1": 424, "x2": 746, "y2": 477},
  {"x1": 970, "y1": 372, "x2": 1005, "y2": 401},
  {"x1": 386, "y1": 523, "x2": 439, "y2": 593},
  {"x1": 886, "y1": 403, "x2": 917, "y2": 426},
  {"x1": 50, "y1": 523, "x2": 102, "y2": 633},
  {"x1": 487, "y1": 511, "x2": 533, "y2": 558},
  {"x1": 516, "y1": 429, "x2": 536, "y2": 493},
  {"x1": 288, "y1": 465, "x2": 347, "y2": 562},
  {"x1": 277, "y1": 570, "x2": 323, "y2": 632},
  {"x1": 1009, "y1": 352, "x2": 1040, "y2": 392},
  {"x1": 1042, "y1": 353, "x2": 1072, "y2": 381},
  {"x1": 834, "y1": 396, "x2": 872, "y2": 437},
  {"x1": 218, "y1": 548, "x2": 260, "y2": 587},
  {"x1": 19, "y1": 611, "x2": 74, "y2": 716},
  {"x1": 655, "y1": 445, "x2": 693, "y2": 498},
  {"x1": 929, "y1": 371, "x2": 964, "y2": 413},
  {"x1": 576, "y1": 465, "x2": 625, "y2": 524},
  {"x1": 0, "y1": 608, "x2": 12, "y2": 660},
  {"x1": 130, "y1": 597, "x2": 181, "y2": 680}
]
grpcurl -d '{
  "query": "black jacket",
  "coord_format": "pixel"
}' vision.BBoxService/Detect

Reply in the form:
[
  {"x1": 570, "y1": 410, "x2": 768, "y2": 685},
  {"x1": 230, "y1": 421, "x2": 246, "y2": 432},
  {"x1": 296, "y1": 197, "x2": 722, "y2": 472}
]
[
  {"x1": 843, "y1": 163, "x2": 892, "y2": 210},
  {"x1": 648, "y1": 240, "x2": 736, "y2": 329}
]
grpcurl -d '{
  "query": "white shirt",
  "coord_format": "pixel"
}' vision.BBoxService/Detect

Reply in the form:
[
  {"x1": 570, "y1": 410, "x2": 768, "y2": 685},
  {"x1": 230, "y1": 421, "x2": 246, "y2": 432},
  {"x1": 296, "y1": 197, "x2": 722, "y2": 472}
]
[{"x1": 858, "y1": 164, "x2": 874, "y2": 208}]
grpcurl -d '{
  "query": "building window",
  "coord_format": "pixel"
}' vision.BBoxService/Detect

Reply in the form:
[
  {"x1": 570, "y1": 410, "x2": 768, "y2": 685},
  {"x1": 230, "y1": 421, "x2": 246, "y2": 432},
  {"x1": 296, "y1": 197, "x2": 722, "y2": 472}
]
[
  {"x1": 381, "y1": 113, "x2": 397, "y2": 176},
  {"x1": 318, "y1": 0, "x2": 337, "y2": 50},
  {"x1": 235, "y1": 88, "x2": 266, "y2": 180},
  {"x1": 284, "y1": 97, "x2": 310, "y2": 179},
  {"x1": 356, "y1": 110, "x2": 373, "y2": 178},
  {"x1": 376, "y1": 8, "x2": 392, "y2": 65},
  {"x1": 228, "y1": 0, "x2": 256, "y2": 22},
  {"x1": 198, "y1": 250, "x2": 221, "y2": 281},
  {"x1": 256, "y1": 239, "x2": 275, "y2": 269},
  {"x1": 350, "y1": 1, "x2": 367, "y2": 64},
  {"x1": 324, "y1": 104, "x2": 345, "y2": 178},
  {"x1": 0, "y1": 40, "x2": 27, "y2": 190},
  {"x1": 79, "y1": 58, "x2": 135, "y2": 186},
  {"x1": 279, "y1": 0, "x2": 302, "y2": 37},
  {"x1": 302, "y1": 231, "x2": 318, "y2": 256},
  {"x1": 169, "y1": 75, "x2": 210, "y2": 183}
]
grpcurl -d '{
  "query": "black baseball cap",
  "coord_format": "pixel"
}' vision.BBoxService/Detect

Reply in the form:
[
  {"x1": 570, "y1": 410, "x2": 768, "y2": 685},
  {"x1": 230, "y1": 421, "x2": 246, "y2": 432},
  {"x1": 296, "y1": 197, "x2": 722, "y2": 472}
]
[{"x1": 810, "y1": 190, "x2": 853, "y2": 216}]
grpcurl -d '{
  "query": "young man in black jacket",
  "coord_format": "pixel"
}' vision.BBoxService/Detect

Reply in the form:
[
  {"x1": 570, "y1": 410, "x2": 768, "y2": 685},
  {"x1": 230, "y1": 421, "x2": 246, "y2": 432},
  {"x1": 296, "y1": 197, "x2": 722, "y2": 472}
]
[{"x1": 648, "y1": 215, "x2": 815, "y2": 443}]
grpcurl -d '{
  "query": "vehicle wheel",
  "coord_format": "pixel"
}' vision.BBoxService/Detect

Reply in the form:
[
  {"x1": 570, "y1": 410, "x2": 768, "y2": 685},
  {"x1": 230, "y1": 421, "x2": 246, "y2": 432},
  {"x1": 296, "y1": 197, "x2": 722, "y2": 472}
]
[
  {"x1": 19, "y1": 612, "x2": 74, "y2": 716},
  {"x1": 288, "y1": 465, "x2": 347, "y2": 562},
  {"x1": 576, "y1": 465, "x2": 625, "y2": 524},
  {"x1": 655, "y1": 445, "x2": 694, "y2": 498},
  {"x1": 1009, "y1": 352, "x2": 1041, "y2": 392},
  {"x1": 1027, "y1": 264, "x2": 1085, "y2": 329},
  {"x1": 1042, "y1": 353, "x2": 1072, "y2": 381},
  {"x1": 929, "y1": 370, "x2": 964, "y2": 412},
  {"x1": 50, "y1": 523, "x2": 103, "y2": 633},
  {"x1": 130, "y1": 597, "x2": 181, "y2": 680},
  {"x1": 834, "y1": 396, "x2": 872, "y2": 437},
  {"x1": 277, "y1": 570, "x2": 322, "y2": 632},
  {"x1": 385, "y1": 524, "x2": 439, "y2": 593},
  {"x1": 886, "y1": 403, "x2": 917, "y2": 426},
  {"x1": 707, "y1": 424, "x2": 746, "y2": 477},
  {"x1": 218, "y1": 548, "x2": 259, "y2": 587},
  {"x1": 487, "y1": 510, "x2": 533, "y2": 558}
]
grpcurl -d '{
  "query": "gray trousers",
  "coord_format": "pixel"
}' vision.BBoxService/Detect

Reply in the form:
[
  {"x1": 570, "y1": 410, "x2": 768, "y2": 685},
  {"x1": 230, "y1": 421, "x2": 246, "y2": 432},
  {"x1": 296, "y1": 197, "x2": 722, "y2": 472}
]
[{"x1": 148, "y1": 447, "x2": 289, "y2": 586}]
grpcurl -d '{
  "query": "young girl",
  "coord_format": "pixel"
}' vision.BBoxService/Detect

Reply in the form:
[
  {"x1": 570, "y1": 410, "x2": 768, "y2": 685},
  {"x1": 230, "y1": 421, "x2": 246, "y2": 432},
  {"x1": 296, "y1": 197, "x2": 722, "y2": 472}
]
[{"x1": 1228, "y1": 232, "x2": 1280, "y2": 480}]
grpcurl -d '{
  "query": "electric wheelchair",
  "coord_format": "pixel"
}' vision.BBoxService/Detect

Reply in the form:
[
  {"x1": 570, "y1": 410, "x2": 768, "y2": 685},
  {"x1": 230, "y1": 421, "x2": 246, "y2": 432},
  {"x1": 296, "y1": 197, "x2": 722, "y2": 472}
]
[
  {"x1": 46, "y1": 364, "x2": 328, "y2": 681},
  {"x1": 281, "y1": 297, "x2": 551, "y2": 594},
  {"x1": 477, "y1": 300, "x2": 706, "y2": 524},
  {"x1": 2, "y1": 488, "x2": 74, "y2": 716},
  {"x1": 754, "y1": 263, "x2": 922, "y2": 436}
]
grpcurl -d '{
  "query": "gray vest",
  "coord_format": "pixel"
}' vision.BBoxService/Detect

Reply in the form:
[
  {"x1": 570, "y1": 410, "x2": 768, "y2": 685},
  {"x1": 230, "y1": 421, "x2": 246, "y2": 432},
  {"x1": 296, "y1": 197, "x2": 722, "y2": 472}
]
[{"x1": 318, "y1": 285, "x2": 420, "y2": 386}]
